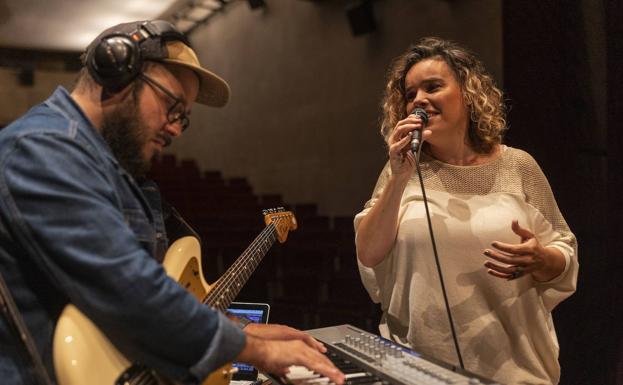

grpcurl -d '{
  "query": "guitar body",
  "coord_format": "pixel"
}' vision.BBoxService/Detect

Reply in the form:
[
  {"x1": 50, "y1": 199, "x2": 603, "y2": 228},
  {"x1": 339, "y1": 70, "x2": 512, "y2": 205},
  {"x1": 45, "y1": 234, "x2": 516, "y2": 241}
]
[
  {"x1": 53, "y1": 236, "x2": 233, "y2": 385},
  {"x1": 54, "y1": 304, "x2": 134, "y2": 385}
]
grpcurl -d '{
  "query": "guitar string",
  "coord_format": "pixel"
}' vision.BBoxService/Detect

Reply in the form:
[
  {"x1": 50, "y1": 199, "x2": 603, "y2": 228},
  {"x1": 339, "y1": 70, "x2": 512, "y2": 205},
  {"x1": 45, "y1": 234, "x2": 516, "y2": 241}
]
[
  {"x1": 208, "y1": 213, "x2": 291, "y2": 310},
  {"x1": 205, "y1": 228, "x2": 274, "y2": 311},
  {"x1": 223, "y1": 220, "x2": 280, "y2": 294},
  {"x1": 219, "y1": 215, "x2": 287, "y2": 300},
  {"x1": 203, "y1": 215, "x2": 288, "y2": 311},
  {"x1": 128, "y1": 365, "x2": 159, "y2": 385},
  {"x1": 136, "y1": 369, "x2": 158, "y2": 385},
  {"x1": 204, "y1": 219, "x2": 280, "y2": 310}
]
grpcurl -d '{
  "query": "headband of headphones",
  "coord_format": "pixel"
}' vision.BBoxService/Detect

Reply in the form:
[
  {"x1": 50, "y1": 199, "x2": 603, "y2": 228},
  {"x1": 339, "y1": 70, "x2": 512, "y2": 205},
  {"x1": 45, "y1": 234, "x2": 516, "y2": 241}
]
[{"x1": 85, "y1": 20, "x2": 190, "y2": 91}]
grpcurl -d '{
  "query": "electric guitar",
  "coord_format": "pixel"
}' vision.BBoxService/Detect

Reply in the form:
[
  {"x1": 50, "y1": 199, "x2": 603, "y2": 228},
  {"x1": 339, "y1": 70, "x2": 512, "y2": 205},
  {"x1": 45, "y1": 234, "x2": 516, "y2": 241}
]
[{"x1": 53, "y1": 208, "x2": 297, "y2": 385}]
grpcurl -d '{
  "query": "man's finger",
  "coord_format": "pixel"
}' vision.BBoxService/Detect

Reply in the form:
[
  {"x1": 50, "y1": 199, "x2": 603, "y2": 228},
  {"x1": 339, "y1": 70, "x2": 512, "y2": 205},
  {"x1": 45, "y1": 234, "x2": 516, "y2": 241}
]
[
  {"x1": 306, "y1": 336, "x2": 326, "y2": 352},
  {"x1": 304, "y1": 358, "x2": 344, "y2": 385}
]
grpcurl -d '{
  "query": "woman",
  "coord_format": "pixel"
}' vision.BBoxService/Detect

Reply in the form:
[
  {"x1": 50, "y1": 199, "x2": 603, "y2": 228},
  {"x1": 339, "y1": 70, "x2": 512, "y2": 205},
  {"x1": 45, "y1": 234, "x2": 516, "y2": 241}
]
[{"x1": 354, "y1": 37, "x2": 578, "y2": 385}]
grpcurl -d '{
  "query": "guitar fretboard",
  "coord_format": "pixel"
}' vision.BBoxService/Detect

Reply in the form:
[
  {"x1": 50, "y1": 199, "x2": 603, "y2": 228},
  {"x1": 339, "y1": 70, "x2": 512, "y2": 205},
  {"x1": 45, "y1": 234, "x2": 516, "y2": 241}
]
[{"x1": 203, "y1": 222, "x2": 279, "y2": 312}]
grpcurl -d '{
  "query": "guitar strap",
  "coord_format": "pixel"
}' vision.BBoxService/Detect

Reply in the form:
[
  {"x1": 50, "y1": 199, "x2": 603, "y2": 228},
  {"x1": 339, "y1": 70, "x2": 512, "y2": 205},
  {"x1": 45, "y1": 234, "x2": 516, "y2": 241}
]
[
  {"x1": 138, "y1": 179, "x2": 200, "y2": 262},
  {"x1": 0, "y1": 272, "x2": 54, "y2": 385},
  {"x1": 162, "y1": 201, "x2": 201, "y2": 244}
]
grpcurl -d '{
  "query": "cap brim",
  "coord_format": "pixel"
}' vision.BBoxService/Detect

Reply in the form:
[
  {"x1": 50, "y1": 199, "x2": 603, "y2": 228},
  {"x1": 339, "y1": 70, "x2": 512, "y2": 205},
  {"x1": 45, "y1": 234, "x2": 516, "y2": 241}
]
[{"x1": 163, "y1": 41, "x2": 230, "y2": 107}]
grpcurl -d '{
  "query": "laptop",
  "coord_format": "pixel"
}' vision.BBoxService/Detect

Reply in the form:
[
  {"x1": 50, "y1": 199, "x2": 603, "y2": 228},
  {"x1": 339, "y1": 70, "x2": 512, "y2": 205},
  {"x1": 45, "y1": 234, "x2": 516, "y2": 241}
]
[{"x1": 227, "y1": 302, "x2": 270, "y2": 384}]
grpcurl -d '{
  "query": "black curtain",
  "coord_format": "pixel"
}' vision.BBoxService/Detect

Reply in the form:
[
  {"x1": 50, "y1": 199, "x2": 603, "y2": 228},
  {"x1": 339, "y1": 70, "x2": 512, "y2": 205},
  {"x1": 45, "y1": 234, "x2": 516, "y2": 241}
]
[
  {"x1": 606, "y1": 0, "x2": 623, "y2": 384},
  {"x1": 503, "y1": 1, "x2": 619, "y2": 384}
]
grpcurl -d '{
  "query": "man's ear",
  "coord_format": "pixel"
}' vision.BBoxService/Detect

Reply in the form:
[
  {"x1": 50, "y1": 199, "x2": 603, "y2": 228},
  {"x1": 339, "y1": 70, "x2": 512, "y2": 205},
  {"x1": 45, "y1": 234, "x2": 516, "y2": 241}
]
[{"x1": 99, "y1": 80, "x2": 137, "y2": 104}]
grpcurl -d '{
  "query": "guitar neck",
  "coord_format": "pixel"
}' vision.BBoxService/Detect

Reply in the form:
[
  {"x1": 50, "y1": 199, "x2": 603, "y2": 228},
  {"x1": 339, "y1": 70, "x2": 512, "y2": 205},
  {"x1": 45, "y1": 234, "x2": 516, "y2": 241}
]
[{"x1": 203, "y1": 223, "x2": 278, "y2": 312}]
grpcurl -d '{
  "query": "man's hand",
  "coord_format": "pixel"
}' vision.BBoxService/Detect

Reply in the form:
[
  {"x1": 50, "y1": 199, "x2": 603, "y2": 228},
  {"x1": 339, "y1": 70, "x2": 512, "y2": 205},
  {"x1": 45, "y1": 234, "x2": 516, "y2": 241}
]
[
  {"x1": 237, "y1": 334, "x2": 344, "y2": 384},
  {"x1": 244, "y1": 323, "x2": 326, "y2": 353}
]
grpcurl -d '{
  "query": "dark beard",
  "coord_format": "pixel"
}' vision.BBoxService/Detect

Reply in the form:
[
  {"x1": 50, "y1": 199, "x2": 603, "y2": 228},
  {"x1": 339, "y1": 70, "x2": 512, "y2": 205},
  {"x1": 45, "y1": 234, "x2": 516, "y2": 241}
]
[{"x1": 100, "y1": 99, "x2": 150, "y2": 178}]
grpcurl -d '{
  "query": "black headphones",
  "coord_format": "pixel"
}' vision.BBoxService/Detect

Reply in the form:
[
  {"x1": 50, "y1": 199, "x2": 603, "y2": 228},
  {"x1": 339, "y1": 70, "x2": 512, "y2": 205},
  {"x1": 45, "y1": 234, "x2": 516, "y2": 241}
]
[{"x1": 85, "y1": 20, "x2": 190, "y2": 92}]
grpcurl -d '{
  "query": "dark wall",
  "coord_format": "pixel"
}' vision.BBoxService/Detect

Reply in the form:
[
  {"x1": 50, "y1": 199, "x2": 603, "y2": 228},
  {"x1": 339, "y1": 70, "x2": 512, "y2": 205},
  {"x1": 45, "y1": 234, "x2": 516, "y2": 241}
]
[
  {"x1": 169, "y1": 0, "x2": 502, "y2": 217},
  {"x1": 503, "y1": 1, "x2": 619, "y2": 384},
  {"x1": 606, "y1": 0, "x2": 623, "y2": 384}
]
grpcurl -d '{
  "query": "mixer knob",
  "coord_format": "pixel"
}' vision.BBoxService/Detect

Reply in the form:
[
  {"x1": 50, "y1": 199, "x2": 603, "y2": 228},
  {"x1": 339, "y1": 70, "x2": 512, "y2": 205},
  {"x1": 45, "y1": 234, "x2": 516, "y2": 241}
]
[{"x1": 374, "y1": 353, "x2": 382, "y2": 366}]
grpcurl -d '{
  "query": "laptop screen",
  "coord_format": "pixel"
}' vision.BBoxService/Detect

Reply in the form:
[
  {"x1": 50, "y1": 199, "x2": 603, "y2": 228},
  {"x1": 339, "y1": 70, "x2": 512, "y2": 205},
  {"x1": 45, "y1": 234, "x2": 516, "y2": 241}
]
[{"x1": 227, "y1": 302, "x2": 270, "y2": 381}]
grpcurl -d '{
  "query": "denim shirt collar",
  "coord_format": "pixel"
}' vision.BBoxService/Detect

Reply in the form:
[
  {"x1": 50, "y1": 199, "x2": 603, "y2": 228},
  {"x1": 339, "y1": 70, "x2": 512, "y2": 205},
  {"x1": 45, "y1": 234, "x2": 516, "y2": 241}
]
[
  {"x1": 44, "y1": 87, "x2": 165, "y2": 231},
  {"x1": 43, "y1": 86, "x2": 120, "y2": 168}
]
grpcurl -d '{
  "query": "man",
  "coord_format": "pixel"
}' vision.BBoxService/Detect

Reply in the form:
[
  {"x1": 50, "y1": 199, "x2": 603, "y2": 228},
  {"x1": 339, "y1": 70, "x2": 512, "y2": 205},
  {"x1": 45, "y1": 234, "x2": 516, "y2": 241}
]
[{"x1": 0, "y1": 20, "x2": 344, "y2": 385}]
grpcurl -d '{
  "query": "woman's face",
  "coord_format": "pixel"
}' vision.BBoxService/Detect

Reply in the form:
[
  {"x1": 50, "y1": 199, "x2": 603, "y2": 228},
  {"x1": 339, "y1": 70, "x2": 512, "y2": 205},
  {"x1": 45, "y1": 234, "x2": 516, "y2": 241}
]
[{"x1": 404, "y1": 58, "x2": 469, "y2": 144}]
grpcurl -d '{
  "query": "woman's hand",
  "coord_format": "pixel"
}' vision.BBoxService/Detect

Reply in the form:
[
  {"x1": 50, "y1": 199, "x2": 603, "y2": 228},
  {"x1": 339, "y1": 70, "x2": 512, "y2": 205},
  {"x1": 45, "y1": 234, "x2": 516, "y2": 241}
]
[
  {"x1": 484, "y1": 220, "x2": 566, "y2": 282},
  {"x1": 388, "y1": 114, "x2": 431, "y2": 177}
]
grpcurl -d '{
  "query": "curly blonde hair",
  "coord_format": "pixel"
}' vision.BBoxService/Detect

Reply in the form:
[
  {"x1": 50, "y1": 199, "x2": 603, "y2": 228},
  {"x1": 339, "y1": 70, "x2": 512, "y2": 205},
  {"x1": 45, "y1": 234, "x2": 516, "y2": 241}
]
[{"x1": 381, "y1": 37, "x2": 506, "y2": 154}]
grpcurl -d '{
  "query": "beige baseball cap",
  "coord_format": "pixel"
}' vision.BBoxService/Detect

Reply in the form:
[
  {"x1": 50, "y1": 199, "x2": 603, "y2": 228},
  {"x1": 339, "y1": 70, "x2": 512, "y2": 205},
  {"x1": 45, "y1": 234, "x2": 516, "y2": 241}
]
[
  {"x1": 85, "y1": 20, "x2": 230, "y2": 107},
  {"x1": 162, "y1": 39, "x2": 230, "y2": 107}
]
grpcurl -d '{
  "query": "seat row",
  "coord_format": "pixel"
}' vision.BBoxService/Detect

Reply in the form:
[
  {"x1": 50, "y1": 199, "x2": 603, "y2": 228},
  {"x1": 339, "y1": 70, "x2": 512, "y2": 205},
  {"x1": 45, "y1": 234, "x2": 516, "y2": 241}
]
[{"x1": 148, "y1": 154, "x2": 381, "y2": 332}]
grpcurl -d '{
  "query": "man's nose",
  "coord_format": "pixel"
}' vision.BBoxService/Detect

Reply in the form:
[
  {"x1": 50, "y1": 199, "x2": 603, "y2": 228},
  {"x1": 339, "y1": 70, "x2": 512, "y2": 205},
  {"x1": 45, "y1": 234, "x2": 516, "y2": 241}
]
[{"x1": 163, "y1": 121, "x2": 183, "y2": 137}]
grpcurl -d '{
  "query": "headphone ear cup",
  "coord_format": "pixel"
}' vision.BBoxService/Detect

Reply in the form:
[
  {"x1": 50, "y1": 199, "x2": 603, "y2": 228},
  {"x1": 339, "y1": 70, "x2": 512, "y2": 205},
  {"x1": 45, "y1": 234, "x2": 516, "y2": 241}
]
[{"x1": 86, "y1": 35, "x2": 142, "y2": 91}]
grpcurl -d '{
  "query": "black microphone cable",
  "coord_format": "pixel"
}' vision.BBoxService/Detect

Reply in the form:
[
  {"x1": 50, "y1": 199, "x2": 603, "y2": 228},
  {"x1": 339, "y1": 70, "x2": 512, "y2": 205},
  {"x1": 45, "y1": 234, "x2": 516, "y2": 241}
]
[{"x1": 411, "y1": 108, "x2": 465, "y2": 370}]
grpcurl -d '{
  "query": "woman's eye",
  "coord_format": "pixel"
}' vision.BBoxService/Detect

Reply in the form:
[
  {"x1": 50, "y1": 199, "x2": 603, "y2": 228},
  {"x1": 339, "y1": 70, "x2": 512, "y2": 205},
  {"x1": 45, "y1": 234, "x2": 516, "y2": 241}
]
[{"x1": 428, "y1": 84, "x2": 441, "y2": 92}]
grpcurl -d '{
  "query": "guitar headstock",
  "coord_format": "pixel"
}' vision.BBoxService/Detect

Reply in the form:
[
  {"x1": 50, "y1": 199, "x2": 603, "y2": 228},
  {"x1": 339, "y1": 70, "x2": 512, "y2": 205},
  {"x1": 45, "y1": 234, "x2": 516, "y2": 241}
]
[{"x1": 263, "y1": 207, "x2": 298, "y2": 243}]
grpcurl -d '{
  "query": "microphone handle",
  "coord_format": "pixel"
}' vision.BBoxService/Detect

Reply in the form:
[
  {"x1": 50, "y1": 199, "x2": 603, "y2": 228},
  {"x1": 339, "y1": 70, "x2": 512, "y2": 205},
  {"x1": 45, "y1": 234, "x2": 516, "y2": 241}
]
[
  {"x1": 410, "y1": 108, "x2": 428, "y2": 154},
  {"x1": 411, "y1": 129, "x2": 422, "y2": 154}
]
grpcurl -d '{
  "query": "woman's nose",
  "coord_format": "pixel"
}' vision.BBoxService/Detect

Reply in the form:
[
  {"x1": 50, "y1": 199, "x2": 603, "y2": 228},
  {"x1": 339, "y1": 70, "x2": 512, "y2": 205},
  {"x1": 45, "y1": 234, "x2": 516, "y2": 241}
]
[{"x1": 412, "y1": 92, "x2": 429, "y2": 108}]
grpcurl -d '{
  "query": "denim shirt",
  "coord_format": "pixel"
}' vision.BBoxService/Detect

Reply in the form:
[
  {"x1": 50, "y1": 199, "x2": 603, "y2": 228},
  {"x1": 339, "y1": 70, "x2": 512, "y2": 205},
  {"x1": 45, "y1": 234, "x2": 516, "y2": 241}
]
[{"x1": 0, "y1": 87, "x2": 246, "y2": 385}]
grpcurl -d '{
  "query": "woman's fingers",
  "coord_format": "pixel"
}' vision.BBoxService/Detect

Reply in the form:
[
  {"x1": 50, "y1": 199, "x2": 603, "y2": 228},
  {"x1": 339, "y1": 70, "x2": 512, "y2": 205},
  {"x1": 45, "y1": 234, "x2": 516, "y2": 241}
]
[
  {"x1": 389, "y1": 134, "x2": 411, "y2": 154},
  {"x1": 511, "y1": 220, "x2": 534, "y2": 241},
  {"x1": 390, "y1": 116, "x2": 425, "y2": 144},
  {"x1": 485, "y1": 260, "x2": 538, "y2": 280}
]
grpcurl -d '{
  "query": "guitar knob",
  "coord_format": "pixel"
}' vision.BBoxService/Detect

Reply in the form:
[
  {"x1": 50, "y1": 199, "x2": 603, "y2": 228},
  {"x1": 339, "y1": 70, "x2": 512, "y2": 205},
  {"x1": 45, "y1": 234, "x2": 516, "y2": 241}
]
[{"x1": 222, "y1": 367, "x2": 239, "y2": 378}]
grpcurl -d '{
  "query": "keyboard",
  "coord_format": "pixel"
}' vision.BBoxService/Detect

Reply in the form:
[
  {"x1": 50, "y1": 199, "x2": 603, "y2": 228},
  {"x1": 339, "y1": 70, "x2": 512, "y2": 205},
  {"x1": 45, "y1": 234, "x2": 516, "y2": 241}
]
[{"x1": 269, "y1": 324, "x2": 501, "y2": 385}]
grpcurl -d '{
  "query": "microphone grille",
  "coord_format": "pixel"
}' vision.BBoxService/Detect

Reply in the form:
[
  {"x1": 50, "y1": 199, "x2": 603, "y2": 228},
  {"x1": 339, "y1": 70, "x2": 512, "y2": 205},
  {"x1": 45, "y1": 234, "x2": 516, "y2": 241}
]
[{"x1": 411, "y1": 108, "x2": 429, "y2": 125}]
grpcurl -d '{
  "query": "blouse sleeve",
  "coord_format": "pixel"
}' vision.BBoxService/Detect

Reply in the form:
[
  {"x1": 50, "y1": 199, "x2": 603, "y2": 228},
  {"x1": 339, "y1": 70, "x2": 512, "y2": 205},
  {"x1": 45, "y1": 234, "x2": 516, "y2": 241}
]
[
  {"x1": 354, "y1": 162, "x2": 392, "y2": 304},
  {"x1": 520, "y1": 151, "x2": 579, "y2": 311}
]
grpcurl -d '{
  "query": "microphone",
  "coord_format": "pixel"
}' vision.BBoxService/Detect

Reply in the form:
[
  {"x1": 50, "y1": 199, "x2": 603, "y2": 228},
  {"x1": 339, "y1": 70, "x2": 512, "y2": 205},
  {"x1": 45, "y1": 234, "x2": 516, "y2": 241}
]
[{"x1": 410, "y1": 108, "x2": 429, "y2": 154}]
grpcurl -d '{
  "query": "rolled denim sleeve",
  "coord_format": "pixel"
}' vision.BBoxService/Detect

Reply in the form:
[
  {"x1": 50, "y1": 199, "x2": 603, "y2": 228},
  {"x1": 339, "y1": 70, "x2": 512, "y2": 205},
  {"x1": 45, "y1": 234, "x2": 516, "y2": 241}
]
[
  {"x1": 189, "y1": 312, "x2": 247, "y2": 382},
  {"x1": 0, "y1": 131, "x2": 246, "y2": 382}
]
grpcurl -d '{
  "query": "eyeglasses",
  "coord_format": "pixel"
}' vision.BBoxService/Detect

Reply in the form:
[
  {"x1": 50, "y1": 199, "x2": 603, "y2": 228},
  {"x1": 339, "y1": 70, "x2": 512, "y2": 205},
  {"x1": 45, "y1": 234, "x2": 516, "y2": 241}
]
[{"x1": 139, "y1": 73, "x2": 190, "y2": 131}]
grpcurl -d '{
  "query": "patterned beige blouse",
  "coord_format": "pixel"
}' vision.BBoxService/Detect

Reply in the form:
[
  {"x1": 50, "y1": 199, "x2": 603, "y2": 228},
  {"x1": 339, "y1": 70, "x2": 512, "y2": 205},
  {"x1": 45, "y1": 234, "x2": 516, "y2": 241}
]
[{"x1": 355, "y1": 146, "x2": 578, "y2": 385}]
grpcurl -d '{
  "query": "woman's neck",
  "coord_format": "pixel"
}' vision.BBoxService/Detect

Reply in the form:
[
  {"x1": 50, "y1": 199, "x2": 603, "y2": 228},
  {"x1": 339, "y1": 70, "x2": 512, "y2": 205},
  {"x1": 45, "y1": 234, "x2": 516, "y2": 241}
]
[{"x1": 427, "y1": 140, "x2": 500, "y2": 166}]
